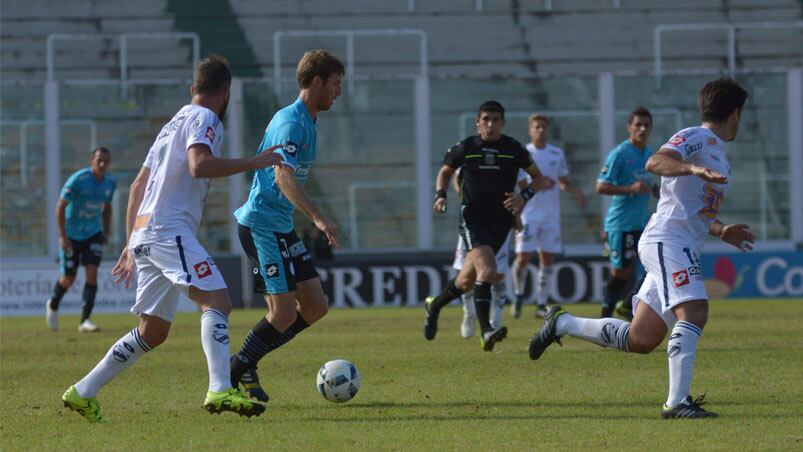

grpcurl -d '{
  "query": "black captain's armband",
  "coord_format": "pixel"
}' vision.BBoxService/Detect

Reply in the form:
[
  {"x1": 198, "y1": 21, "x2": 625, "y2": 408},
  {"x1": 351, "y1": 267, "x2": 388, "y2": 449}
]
[
  {"x1": 435, "y1": 189, "x2": 447, "y2": 200},
  {"x1": 520, "y1": 187, "x2": 535, "y2": 201}
]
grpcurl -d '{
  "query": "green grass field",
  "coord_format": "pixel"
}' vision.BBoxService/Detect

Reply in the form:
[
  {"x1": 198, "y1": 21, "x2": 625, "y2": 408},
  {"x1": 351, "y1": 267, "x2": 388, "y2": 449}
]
[{"x1": 2, "y1": 300, "x2": 802, "y2": 451}]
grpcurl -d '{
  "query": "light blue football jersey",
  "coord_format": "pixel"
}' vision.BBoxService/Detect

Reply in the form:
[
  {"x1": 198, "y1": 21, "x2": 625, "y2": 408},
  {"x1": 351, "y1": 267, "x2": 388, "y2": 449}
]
[
  {"x1": 235, "y1": 98, "x2": 317, "y2": 233},
  {"x1": 60, "y1": 167, "x2": 116, "y2": 241},
  {"x1": 598, "y1": 140, "x2": 653, "y2": 231}
]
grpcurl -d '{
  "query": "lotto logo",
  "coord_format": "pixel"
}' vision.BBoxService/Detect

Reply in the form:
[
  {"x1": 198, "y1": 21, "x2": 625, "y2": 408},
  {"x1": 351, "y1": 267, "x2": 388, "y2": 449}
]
[
  {"x1": 265, "y1": 263, "x2": 280, "y2": 278},
  {"x1": 194, "y1": 261, "x2": 212, "y2": 279},
  {"x1": 673, "y1": 270, "x2": 689, "y2": 287},
  {"x1": 668, "y1": 134, "x2": 685, "y2": 146},
  {"x1": 205, "y1": 126, "x2": 215, "y2": 142}
]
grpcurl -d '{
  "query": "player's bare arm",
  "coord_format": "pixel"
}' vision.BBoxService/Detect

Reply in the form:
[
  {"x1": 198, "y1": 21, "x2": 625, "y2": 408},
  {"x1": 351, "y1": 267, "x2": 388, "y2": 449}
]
[
  {"x1": 595, "y1": 180, "x2": 649, "y2": 195},
  {"x1": 55, "y1": 197, "x2": 71, "y2": 251},
  {"x1": 275, "y1": 163, "x2": 341, "y2": 249},
  {"x1": 558, "y1": 176, "x2": 587, "y2": 209},
  {"x1": 646, "y1": 148, "x2": 727, "y2": 183},
  {"x1": 434, "y1": 164, "x2": 455, "y2": 213},
  {"x1": 188, "y1": 143, "x2": 283, "y2": 178},
  {"x1": 111, "y1": 166, "x2": 149, "y2": 287},
  {"x1": 504, "y1": 164, "x2": 548, "y2": 215},
  {"x1": 709, "y1": 220, "x2": 756, "y2": 252}
]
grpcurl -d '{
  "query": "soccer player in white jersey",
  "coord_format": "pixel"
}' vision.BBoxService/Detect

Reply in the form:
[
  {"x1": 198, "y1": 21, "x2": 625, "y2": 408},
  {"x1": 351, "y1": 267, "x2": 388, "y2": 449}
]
[
  {"x1": 510, "y1": 114, "x2": 586, "y2": 319},
  {"x1": 61, "y1": 55, "x2": 282, "y2": 422},
  {"x1": 527, "y1": 78, "x2": 752, "y2": 419}
]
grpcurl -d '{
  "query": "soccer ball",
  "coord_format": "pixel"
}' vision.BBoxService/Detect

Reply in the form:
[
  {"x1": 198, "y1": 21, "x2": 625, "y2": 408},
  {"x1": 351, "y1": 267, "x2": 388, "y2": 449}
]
[{"x1": 316, "y1": 359, "x2": 360, "y2": 403}]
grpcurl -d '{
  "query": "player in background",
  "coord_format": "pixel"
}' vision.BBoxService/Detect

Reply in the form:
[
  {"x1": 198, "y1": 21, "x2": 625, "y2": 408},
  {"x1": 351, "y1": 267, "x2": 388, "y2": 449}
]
[
  {"x1": 528, "y1": 78, "x2": 752, "y2": 419},
  {"x1": 424, "y1": 100, "x2": 547, "y2": 351},
  {"x1": 46, "y1": 147, "x2": 115, "y2": 332},
  {"x1": 596, "y1": 107, "x2": 658, "y2": 318},
  {"x1": 229, "y1": 50, "x2": 344, "y2": 402},
  {"x1": 451, "y1": 171, "x2": 510, "y2": 338},
  {"x1": 510, "y1": 114, "x2": 586, "y2": 319},
  {"x1": 62, "y1": 55, "x2": 280, "y2": 422}
]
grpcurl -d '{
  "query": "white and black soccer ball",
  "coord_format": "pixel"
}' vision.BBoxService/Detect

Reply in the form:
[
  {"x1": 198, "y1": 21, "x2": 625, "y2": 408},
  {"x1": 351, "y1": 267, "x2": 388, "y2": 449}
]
[{"x1": 316, "y1": 359, "x2": 360, "y2": 403}]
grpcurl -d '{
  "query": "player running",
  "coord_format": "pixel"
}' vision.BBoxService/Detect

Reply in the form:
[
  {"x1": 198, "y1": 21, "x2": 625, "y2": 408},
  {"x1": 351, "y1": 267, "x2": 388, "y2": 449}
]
[
  {"x1": 228, "y1": 50, "x2": 344, "y2": 402},
  {"x1": 423, "y1": 100, "x2": 547, "y2": 351},
  {"x1": 528, "y1": 78, "x2": 752, "y2": 419},
  {"x1": 46, "y1": 147, "x2": 116, "y2": 332},
  {"x1": 62, "y1": 55, "x2": 280, "y2": 422},
  {"x1": 596, "y1": 107, "x2": 657, "y2": 319},
  {"x1": 510, "y1": 114, "x2": 586, "y2": 319}
]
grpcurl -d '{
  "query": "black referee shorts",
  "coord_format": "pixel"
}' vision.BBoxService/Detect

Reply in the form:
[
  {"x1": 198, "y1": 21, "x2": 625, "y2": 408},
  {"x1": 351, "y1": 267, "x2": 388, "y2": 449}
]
[{"x1": 458, "y1": 206, "x2": 512, "y2": 254}]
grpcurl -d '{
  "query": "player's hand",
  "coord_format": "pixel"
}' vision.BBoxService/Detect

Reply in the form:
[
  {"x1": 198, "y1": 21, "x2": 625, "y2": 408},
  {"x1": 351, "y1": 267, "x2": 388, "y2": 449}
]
[
  {"x1": 504, "y1": 192, "x2": 524, "y2": 215},
  {"x1": 433, "y1": 198, "x2": 447, "y2": 214},
  {"x1": 252, "y1": 144, "x2": 284, "y2": 169},
  {"x1": 313, "y1": 215, "x2": 342, "y2": 250},
  {"x1": 59, "y1": 236, "x2": 72, "y2": 252},
  {"x1": 691, "y1": 165, "x2": 727, "y2": 184},
  {"x1": 628, "y1": 181, "x2": 650, "y2": 194},
  {"x1": 112, "y1": 248, "x2": 135, "y2": 288},
  {"x1": 719, "y1": 223, "x2": 756, "y2": 252}
]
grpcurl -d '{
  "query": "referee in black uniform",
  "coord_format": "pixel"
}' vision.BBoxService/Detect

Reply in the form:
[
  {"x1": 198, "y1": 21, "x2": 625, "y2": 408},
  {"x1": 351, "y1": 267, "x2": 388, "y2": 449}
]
[{"x1": 424, "y1": 100, "x2": 548, "y2": 351}]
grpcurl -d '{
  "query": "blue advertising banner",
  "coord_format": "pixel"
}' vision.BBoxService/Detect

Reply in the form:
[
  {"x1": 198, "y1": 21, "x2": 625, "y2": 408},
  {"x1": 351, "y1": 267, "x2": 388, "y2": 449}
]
[{"x1": 701, "y1": 251, "x2": 803, "y2": 299}]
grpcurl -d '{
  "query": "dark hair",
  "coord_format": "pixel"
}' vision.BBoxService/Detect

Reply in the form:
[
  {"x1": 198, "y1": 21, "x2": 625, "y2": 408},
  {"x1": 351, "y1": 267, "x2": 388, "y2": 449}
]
[
  {"x1": 628, "y1": 107, "x2": 653, "y2": 124},
  {"x1": 193, "y1": 54, "x2": 232, "y2": 95},
  {"x1": 698, "y1": 77, "x2": 748, "y2": 123},
  {"x1": 296, "y1": 50, "x2": 345, "y2": 89},
  {"x1": 90, "y1": 147, "x2": 110, "y2": 158},
  {"x1": 477, "y1": 100, "x2": 505, "y2": 120}
]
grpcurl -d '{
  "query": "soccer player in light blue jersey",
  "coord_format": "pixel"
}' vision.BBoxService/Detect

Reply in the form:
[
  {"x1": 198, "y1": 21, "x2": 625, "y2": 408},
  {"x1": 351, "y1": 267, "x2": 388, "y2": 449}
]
[
  {"x1": 595, "y1": 107, "x2": 658, "y2": 318},
  {"x1": 230, "y1": 50, "x2": 345, "y2": 401},
  {"x1": 46, "y1": 147, "x2": 116, "y2": 332}
]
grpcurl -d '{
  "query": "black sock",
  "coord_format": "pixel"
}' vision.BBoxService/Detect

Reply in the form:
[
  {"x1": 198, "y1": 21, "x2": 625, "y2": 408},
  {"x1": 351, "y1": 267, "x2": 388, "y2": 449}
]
[
  {"x1": 473, "y1": 281, "x2": 492, "y2": 332},
  {"x1": 80, "y1": 284, "x2": 97, "y2": 322},
  {"x1": 602, "y1": 276, "x2": 627, "y2": 317},
  {"x1": 50, "y1": 281, "x2": 68, "y2": 310},
  {"x1": 430, "y1": 278, "x2": 462, "y2": 313},
  {"x1": 231, "y1": 315, "x2": 311, "y2": 386}
]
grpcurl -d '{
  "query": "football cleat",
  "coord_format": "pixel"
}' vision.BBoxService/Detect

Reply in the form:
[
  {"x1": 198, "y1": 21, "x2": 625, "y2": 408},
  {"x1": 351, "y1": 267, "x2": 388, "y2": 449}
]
[
  {"x1": 528, "y1": 305, "x2": 566, "y2": 360},
  {"x1": 614, "y1": 300, "x2": 634, "y2": 321},
  {"x1": 480, "y1": 326, "x2": 508, "y2": 352},
  {"x1": 423, "y1": 296, "x2": 438, "y2": 340},
  {"x1": 511, "y1": 296, "x2": 523, "y2": 319},
  {"x1": 461, "y1": 311, "x2": 476, "y2": 338},
  {"x1": 62, "y1": 386, "x2": 106, "y2": 423},
  {"x1": 46, "y1": 299, "x2": 58, "y2": 331},
  {"x1": 203, "y1": 388, "x2": 265, "y2": 417},
  {"x1": 535, "y1": 304, "x2": 548, "y2": 319},
  {"x1": 78, "y1": 319, "x2": 100, "y2": 333},
  {"x1": 661, "y1": 394, "x2": 719, "y2": 419},
  {"x1": 239, "y1": 366, "x2": 269, "y2": 402}
]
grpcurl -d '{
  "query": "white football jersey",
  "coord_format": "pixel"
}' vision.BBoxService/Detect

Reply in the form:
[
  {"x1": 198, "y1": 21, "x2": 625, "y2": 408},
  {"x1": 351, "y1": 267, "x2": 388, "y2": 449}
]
[
  {"x1": 640, "y1": 126, "x2": 730, "y2": 250},
  {"x1": 518, "y1": 143, "x2": 569, "y2": 224},
  {"x1": 129, "y1": 104, "x2": 224, "y2": 247}
]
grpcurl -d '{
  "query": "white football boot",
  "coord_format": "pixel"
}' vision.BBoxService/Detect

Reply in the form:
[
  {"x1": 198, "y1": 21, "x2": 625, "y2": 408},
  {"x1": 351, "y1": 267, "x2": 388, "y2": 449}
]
[
  {"x1": 78, "y1": 319, "x2": 100, "y2": 333},
  {"x1": 46, "y1": 299, "x2": 58, "y2": 331}
]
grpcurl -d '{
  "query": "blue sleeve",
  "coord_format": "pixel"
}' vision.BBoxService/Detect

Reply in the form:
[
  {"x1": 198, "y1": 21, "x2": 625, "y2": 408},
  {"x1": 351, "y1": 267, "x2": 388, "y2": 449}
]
[
  {"x1": 60, "y1": 173, "x2": 80, "y2": 202},
  {"x1": 261, "y1": 121, "x2": 304, "y2": 169},
  {"x1": 597, "y1": 150, "x2": 621, "y2": 185}
]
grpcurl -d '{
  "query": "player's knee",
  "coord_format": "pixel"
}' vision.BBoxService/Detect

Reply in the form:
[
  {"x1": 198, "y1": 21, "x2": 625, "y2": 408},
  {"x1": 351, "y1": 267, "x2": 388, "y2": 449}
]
[
  {"x1": 60, "y1": 275, "x2": 76, "y2": 287},
  {"x1": 455, "y1": 275, "x2": 474, "y2": 292},
  {"x1": 476, "y1": 266, "x2": 496, "y2": 282}
]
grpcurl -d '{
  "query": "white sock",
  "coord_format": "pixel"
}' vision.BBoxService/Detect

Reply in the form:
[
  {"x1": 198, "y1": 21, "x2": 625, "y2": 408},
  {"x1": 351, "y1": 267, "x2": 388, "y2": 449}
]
[
  {"x1": 555, "y1": 313, "x2": 631, "y2": 351},
  {"x1": 490, "y1": 281, "x2": 506, "y2": 329},
  {"x1": 74, "y1": 327, "x2": 151, "y2": 397},
  {"x1": 537, "y1": 266, "x2": 552, "y2": 306},
  {"x1": 462, "y1": 292, "x2": 476, "y2": 315},
  {"x1": 666, "y1": 320, "x2": 703, "y2": 408},
  {"x1": 512, "y1": 262, "x2": 526, "y2": 296},
  {"x1": 201, "y1": 309, "x2": 232, "y2": 393}
]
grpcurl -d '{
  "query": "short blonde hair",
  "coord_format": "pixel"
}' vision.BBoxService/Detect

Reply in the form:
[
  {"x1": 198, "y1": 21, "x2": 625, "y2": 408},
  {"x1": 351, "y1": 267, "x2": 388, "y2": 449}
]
[{"x1": 528, "y1": 114, "x2": 550, "y2": 125}]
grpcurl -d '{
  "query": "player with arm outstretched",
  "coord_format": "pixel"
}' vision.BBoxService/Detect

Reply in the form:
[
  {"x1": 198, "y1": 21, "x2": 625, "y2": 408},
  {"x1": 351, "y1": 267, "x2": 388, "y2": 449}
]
[
  {"x1": 527, "y1": 78, "x2": 752, "y2": 419},
  {"x1": 510, "y1": 114, "x2": 586, "y2": 319},
  {"x1": 228, "y1": 50, "x2": 344, "y2": 402},
  {"x1": 62, "y1": 55, "x2": 281, "y2": 422},
  {"x1": 423, "y1": 100, "x2": 548, "y2": 351}
]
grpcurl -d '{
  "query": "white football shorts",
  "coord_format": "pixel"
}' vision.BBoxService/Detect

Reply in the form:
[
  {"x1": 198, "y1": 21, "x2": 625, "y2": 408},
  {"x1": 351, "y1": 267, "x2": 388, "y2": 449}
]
[
  {"x1": 515, "y1": 220, "x2": 562, "y2": 254},
  {"x1": 633, "y1": 240, "x2": 707, "y2": 327},
  {"x1": 452, "y1": 231, "x2": 511, "y2": 275},
  {"x1": 130, "y1": 234, "x2": 226, "y2": 322}
]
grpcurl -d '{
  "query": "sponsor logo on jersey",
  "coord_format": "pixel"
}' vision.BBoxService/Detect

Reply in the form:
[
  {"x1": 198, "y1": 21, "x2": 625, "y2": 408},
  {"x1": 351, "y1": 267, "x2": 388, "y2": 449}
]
[
  {"x1": 673, "y1": 269, "x2": 689, "y2": 287},
  {"x1": 684, "y1": 142, "x2": 703, "y2": 156},
  {"x1": 600, "y1": 165, "x2": 608, "y2": 174},
  {"x1": 668, "y1": 135, "x2": 685, "y2": 146},
  {"x1": 205, "y1": 126, "x2": 216, "y2": 143},
  {"x1": 194, "y1": 260, "x2": 212, "y2": 279},
  {"x1": 707, "y1": 137, "x2": 717, "y2": 145},
  {"x1": 688, "y1": 265, "x2": 703, "y2": 280},
  {"x1": 265, "y1": 263, "x2": 280, "y2": 278}
]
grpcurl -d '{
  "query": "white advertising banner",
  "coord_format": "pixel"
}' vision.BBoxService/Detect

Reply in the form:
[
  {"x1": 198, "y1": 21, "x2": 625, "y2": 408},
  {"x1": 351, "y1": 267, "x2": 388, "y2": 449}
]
[{"x1": 0, "y1": 261, "x2": 197, "y2": 317}]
